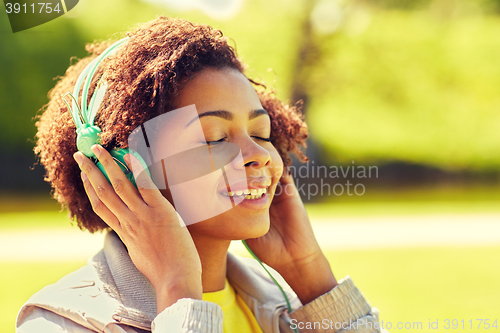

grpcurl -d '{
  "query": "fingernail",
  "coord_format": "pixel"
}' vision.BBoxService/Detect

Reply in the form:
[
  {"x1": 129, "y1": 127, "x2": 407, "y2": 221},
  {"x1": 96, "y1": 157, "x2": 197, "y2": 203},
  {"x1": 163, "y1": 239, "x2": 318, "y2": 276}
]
[
  {"x1": 123, "y1": 154, "x2": 131, "y2": 168},
  {"x1": 74, "y1": 152, "x2": 83, "y2": 166},
  {"x1": 91, "y1": 145, "x2": 101, "y2": 158},
  {"x1": 81, "y1": 171, "x2": 88, "y2": 181}
]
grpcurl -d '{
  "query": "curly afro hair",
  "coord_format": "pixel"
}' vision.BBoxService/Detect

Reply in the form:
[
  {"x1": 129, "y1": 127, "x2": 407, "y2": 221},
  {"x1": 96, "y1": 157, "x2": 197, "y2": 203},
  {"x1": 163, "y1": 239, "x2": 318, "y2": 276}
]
[{"x1": 35, "y1": 17, "x2": 308, "y2": 233}]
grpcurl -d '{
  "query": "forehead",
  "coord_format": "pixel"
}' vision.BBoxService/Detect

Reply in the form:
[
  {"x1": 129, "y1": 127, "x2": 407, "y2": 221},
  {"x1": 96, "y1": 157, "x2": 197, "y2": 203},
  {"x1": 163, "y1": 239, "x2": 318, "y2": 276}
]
[{"x1": 174, "y1": 67, "x2": 263, "y2": 114}]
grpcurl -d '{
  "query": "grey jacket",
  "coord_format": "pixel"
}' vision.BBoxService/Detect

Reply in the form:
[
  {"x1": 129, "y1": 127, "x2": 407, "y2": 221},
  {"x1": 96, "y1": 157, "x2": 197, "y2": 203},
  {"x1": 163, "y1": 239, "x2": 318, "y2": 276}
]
[{"x1": 16, "y1": 231, "x2": 384, "y2": 333}]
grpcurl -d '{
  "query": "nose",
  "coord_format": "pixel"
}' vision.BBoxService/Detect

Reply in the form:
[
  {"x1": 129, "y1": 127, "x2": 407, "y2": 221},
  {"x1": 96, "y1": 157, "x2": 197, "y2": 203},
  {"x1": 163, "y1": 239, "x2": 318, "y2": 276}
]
[{"x1": 233, "y1": 136, "x2": 271, "y2": 170}]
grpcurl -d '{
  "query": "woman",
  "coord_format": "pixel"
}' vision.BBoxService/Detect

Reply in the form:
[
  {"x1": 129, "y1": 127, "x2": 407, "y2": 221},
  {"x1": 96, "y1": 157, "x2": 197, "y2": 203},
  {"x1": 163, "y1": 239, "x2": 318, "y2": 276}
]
[{"x1": 17, "y1": 17, "x2": 385, "y2": 333}]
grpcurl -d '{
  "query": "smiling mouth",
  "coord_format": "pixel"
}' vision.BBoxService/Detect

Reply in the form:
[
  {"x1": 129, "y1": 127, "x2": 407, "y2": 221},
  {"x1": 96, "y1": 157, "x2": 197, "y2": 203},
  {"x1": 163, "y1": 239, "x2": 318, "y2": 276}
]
[{"x1": 222, "y1": 187, "x2": 268, "y2": 200}]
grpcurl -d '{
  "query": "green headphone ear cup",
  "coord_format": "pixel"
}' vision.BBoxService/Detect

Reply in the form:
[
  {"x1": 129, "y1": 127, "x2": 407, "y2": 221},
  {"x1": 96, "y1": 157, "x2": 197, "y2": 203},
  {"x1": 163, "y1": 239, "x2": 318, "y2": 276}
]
[
  {"x1": 95, "y1": 148, "x2": 150, "y2": 189},
  {"x1": 76, "y1": 124, "x2": 101, "y2": 157}
]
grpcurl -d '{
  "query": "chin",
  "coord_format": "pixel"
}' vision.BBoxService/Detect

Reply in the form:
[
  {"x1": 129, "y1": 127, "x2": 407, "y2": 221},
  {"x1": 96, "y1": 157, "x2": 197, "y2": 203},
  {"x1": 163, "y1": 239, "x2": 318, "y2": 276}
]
[
  {"x1": 227, "y1": 205, "x2": 271, "y2": 240},
  {"x1": 187, "y1": 209, "x2": 270, "y2": 241},
  {"x1": 236, "y1": 216, "x2": 270, "y2": 240}
]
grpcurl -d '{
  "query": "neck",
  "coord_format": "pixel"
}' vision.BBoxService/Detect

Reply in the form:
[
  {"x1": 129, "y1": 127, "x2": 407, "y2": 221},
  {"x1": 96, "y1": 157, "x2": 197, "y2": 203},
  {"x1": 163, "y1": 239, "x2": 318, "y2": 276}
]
[{"x1": 190, "y1": 233, "x2": 231, "y2": 293}]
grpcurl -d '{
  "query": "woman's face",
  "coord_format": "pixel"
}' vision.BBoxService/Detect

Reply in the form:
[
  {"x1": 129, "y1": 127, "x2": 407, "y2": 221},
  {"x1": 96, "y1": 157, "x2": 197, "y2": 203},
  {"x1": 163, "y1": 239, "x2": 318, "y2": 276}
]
[{"x1": 156, "y1": 67, "x2": 284, "y2": 240}]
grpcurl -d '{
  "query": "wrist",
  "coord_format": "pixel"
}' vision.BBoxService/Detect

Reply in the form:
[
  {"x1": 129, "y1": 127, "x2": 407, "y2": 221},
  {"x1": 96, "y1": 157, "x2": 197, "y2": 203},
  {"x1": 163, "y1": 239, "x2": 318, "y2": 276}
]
[
  {"x1": 155, "y1": 278, "x2": 203, "y2": 314},
  {"x1": 276, "y1": 252, "x2": 337, "y2": 305}
]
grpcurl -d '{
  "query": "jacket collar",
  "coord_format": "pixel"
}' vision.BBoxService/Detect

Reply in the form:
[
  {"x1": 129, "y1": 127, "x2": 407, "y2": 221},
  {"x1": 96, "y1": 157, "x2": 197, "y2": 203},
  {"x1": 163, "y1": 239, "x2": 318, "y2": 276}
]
[{"x1": 99, "y1": 230, "x2": 156, "y2": 330}]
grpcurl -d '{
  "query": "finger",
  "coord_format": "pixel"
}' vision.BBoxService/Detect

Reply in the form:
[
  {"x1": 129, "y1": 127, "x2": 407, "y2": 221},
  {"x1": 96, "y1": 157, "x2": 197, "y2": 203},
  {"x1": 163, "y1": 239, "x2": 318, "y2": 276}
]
[
  {"x1": 90, "y1": 145, "x2": 146, "y2": 212},
  {"x1": 127, "y1": 153, "x2": 167, "y2": 208},
  {"x1": 80, "y1": 170, "x2": 122, "y2": 232},
  {"x1": 74, "y1": 151, "x2": 130, "y2": 219}
]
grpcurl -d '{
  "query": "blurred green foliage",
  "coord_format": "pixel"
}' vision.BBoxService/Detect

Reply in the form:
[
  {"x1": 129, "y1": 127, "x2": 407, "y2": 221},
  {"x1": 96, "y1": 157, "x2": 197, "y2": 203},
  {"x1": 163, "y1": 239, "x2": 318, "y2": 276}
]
[
  {"x1": 1, "y1": 0, "x2": 500, "y2": 173},
  {"x1": 371, "y1": 0, "x2": 500, "y2": 13},
  {"x1": 0, "y1": 15, "x2": 86, "y2": 152},
  {"x1": 0, "y1": 0, "x2": 300, "y2": 150},
  {"x1": 308, "y1": 9, "x2": 500, "y2": 170}
]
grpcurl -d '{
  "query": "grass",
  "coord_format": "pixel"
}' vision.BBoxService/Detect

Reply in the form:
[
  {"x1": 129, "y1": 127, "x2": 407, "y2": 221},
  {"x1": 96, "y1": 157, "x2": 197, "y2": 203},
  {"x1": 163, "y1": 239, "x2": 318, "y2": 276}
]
[
  {"x1": 0, "y1": 193, "x2": 60, "y2": 214},
  {"x1": 2, "y1": 185, "x2": 500, "y2": 230},
  {"x1": 1, "y1": 199, "x2": 499, "y2": 230},
  {"x1": 2, "y1": 246, "x2": 499, "y2": 332},
  {"x1": 305, "y1": 200, "x2": 500, "y2": 221},
  {"x1": 305, "y1": 185, "x2": 500, "y2": 219},
  {"x1": 324, "y1": 246, "x2": 500, "y2": 332},
  {"x1": 1, "y1": 261, "x2": 87, "y2": 332},
  {"x1": 0, "y1": 211, "x2": 75, "y2": 230},
  {"x1": 0, "y1": 192, "x2": 76, "y2": 230}
]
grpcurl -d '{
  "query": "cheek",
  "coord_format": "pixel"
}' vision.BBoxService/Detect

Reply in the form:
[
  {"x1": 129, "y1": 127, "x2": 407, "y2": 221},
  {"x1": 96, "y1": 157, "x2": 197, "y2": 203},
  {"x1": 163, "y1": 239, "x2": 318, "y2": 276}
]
[
  {"x1": 269, "y1": 147, "x2": 284, "y2": 179},
  {"x1": 159, "y1": 170, "x2": 236, "y2": 226}
]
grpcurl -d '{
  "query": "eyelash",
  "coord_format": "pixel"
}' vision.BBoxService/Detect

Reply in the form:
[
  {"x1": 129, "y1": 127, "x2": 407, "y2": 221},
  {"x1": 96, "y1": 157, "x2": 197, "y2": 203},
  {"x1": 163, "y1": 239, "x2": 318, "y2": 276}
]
[
  {"x1": 255, "y1": 136, "x2": 272, "y2": 142},
  {"x1": 206, "y1": 136, "x2": 271, "y2": 144}
]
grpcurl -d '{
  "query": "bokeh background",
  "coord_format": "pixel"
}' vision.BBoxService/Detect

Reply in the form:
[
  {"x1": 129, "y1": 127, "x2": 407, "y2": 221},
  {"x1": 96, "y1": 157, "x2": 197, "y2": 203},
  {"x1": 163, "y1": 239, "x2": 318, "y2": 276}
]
[{"x1": 1, "y1": 0, "x2": 499, "y2": 331}]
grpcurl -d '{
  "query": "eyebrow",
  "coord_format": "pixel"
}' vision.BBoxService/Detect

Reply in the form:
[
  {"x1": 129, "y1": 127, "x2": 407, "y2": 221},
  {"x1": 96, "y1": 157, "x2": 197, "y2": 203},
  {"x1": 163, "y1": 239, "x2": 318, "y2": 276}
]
[{"x1": 185, "y1": 109, "x2": 269, "y2": 127}]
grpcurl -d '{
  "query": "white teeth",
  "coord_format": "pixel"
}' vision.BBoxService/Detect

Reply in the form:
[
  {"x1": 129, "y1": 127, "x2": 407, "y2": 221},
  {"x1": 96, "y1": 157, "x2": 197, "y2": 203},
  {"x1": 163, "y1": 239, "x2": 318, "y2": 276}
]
[
  {"x1": 244, "y1": 188, "x2": 268, "y2": 200},
  {"x1": 226, "y1": 187, "x2": 268, "y2": 199}
]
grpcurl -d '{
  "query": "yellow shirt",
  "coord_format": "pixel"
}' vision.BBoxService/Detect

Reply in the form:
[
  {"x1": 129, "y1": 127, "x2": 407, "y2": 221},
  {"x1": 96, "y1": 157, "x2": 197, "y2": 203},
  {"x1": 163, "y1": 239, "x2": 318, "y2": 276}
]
[{"x1": 203, "y1": 280, "x2": 263, "y2": 333}]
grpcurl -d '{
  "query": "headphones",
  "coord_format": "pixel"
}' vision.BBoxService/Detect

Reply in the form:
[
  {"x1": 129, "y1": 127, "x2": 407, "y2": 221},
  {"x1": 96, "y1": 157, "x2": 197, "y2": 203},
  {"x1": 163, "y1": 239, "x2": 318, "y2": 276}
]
[
  {"x1": 64, "y1": 37, "x2": 298, "y2": 326},
  {"x1": 63, "y1": 36, "x2": 149, "y2": 188}
]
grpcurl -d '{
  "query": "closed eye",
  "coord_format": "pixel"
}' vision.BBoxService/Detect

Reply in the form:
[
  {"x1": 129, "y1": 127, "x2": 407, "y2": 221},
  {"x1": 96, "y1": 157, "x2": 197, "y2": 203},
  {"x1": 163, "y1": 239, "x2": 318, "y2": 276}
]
[
  {"x1": 206, "y1": 138, "x2": 226, "y2": 145},
  {"x1": 253, "y1": 136, "x2": 271, "y2": 142},
  {"x1": 205, "y1": 136, "x2": 271, "y2": 145}
]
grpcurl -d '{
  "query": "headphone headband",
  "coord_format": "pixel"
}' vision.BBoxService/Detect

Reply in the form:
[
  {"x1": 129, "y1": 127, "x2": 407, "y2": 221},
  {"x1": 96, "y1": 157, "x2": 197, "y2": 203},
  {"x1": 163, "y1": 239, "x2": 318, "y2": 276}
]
[{"x1": 63, "y1": 36, "x2": 130, "y2": 157}]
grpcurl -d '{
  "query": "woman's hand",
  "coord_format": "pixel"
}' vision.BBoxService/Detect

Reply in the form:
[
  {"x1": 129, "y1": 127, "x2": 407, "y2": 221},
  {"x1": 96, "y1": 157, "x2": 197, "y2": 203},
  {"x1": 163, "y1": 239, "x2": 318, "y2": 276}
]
[
  {"x1": 245, "y1": 169, "x2": 337, "y2": 304},
  {"x1": 74, "y1": 144, "x2": 202, "y2": 313}
]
